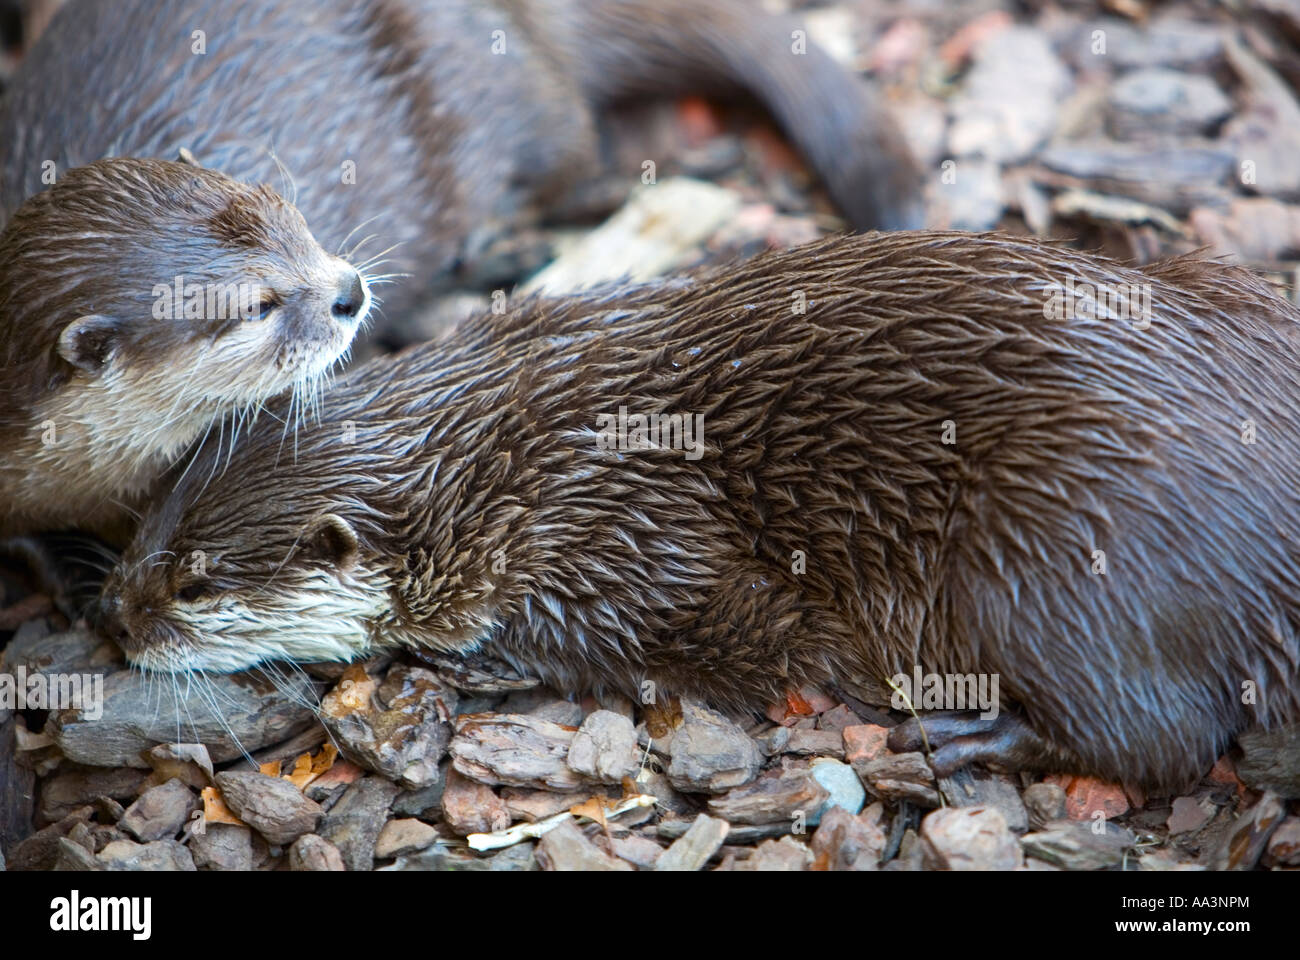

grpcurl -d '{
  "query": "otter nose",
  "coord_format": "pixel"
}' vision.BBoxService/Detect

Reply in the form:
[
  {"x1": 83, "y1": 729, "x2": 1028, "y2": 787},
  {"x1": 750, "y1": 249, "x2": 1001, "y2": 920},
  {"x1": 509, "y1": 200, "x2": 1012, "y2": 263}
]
[
  {"x1": 96, "y1": 593, "x2": 129, "y2": 646},
  {"x1": 331, "y1": 270, "x2": 367, "y2": 321}
]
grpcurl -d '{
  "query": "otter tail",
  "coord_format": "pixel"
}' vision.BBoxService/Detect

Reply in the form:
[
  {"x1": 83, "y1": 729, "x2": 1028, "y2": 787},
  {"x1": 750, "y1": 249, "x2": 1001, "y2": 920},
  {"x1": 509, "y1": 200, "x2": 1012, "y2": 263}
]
[{"x1": 551, "y1": 0, "x2": 925, "y2": 231}]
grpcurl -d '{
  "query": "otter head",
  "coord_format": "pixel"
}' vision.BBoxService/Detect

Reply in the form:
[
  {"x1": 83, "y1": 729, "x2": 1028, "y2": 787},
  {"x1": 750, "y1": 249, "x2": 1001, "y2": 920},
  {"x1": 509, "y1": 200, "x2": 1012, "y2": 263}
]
[
  {"x1": 0, "y1": 156, "x2": 370, "y2": 467},
  {"x1": 100, "y1": 461, "x2": 396, "y2": 673},
  {"x1": 98, "y1": 370, "x2": 522, "y2": 674}
]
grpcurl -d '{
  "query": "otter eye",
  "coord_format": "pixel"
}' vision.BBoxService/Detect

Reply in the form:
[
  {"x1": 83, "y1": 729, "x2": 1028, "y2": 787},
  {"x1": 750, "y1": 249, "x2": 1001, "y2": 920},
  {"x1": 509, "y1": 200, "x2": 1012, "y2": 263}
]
[
  {"x1": 248, "y1": 294, "x2": 280, "y2": 321},
  {"x1": 176, "y1": 583, "x2": 213, "y2": 603}
]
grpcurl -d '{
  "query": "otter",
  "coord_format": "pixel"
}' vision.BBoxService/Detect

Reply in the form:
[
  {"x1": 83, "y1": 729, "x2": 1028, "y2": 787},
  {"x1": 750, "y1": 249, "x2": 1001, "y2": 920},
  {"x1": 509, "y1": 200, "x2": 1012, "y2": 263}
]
[
  {"x1": 0, "y1": 157, "x2": 369, "y2": 536},
  {"x1": 1, "y1": 0, "x2": 923, "y2": 327},
  {"x1": 100, "y1": 231, "x2": 1300, "y2": 793}
]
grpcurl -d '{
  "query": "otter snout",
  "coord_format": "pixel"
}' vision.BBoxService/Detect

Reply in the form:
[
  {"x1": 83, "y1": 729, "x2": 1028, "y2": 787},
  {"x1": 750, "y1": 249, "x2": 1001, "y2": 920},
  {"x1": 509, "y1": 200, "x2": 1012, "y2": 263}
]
[
  {"x1": 95, "y1": 590, "x2": 135, "y2": 654},
  {"x1": 331, "y1": 268, "x2": 368, "y2": 322}
]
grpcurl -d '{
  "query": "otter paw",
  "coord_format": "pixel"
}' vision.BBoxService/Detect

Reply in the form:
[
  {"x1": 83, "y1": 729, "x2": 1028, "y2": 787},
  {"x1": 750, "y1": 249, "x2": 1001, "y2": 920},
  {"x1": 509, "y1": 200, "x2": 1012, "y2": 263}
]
[{"x1": 888, "y1": 711, "x2": 1049, "y2": 778}]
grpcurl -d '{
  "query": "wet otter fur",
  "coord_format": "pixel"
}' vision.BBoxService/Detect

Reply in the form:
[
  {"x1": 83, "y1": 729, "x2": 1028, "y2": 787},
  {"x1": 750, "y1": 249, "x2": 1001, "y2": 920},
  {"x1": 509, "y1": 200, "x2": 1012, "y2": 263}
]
[
  {"x1": 1, "y1": 0, "x2": 923, "y2": 324},
  {"x1": 0, "y1": 157, "x2": 369, "y2": 536},
  {"x1": 100, "y1": 231, "x2": 1300, "y2": 792}
]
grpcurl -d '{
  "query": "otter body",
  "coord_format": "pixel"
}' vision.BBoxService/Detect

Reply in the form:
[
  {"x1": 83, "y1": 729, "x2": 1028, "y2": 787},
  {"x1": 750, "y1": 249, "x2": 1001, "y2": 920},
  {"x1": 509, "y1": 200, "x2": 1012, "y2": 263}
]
[
  {"x1": 2, "y1": 0, "x2": 923, "y2": 323},
  {"x1": 102, "y1": 231, "x2": 1300, "y2": 791}
]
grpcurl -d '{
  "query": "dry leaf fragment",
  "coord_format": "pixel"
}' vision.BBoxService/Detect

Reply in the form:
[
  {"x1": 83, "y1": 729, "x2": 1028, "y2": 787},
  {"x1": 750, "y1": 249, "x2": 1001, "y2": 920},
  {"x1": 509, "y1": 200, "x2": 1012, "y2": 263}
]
[
  {"x1": 568, "y1": 796, "x2": 609, "y2": 829},
  {"x1": 284, "y1": 743, "x2": 339, "y2": 790},
  {"x1": 320, "y1": 664, "x2": 378, "y2": 717},
  {"x1": 200, "y1": 786, "x2": 245, "y2": 826}
]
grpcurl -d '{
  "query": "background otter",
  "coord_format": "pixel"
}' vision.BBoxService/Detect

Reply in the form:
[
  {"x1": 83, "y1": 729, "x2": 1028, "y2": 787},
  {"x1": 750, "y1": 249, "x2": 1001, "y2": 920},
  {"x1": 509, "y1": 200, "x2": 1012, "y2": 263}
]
[
  {"x1": 0, "y1": 157, "x2": 369, "y2": 536},
  {"x1": 0, "y1": 0, "x2": 923, "y2": 330},
  {"x1": 100, "y1": 231, "x2": 1300, "y2": 793}
]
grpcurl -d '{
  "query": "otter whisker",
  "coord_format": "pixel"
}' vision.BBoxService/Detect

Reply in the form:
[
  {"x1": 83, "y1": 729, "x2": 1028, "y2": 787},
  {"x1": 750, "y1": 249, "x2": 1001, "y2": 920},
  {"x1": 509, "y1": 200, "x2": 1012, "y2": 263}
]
[{"x1": 336, "y1": 215, "x2": 384, "y2": 258}]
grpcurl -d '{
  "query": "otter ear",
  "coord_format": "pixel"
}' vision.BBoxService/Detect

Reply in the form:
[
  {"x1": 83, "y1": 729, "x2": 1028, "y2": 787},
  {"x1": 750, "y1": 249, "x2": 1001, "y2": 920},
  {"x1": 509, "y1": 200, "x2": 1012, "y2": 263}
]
[
  {"x1": 175, "y1": 147, "x2": 201, "y2": 167},
  {"x1": 301, "y1": 513, "x2": 359, "y2": 573},
  {"x1": 57, "y1": 314, "x2": 123, "y2": 374}
]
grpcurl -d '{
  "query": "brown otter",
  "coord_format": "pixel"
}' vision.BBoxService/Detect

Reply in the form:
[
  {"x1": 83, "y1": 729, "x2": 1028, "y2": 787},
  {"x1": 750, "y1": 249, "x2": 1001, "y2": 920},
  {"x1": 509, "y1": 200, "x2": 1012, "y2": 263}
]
[
  {"x1": 0, "y1": 156, "x2": 369, "y2": 536},
  {"x1": 1, "y1": 0, "x2": 923, "y2": 326},
  {"x1": 99, "y1": 231, "x2": 1300, "y2": 793}
]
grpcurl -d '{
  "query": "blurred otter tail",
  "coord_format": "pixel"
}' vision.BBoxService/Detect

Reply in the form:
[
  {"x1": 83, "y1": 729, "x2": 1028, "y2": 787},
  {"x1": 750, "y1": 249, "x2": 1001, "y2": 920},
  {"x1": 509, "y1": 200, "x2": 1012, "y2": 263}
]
[{"x1": 556, "y1": 0, "x2": 925, "y2": 231}]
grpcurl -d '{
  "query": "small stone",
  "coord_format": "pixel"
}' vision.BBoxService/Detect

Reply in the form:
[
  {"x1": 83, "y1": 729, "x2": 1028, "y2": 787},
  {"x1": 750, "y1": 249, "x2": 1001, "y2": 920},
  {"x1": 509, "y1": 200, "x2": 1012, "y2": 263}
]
[
  {"x1": 811, "y1": 759, "x2": 865, "y2": 818},
  {"x1": 303, "y1": 758, "x2": 366, "y2": 808},
  {"x1": 610, "y1": 834, "x2": 665, "y2": 869},
  {"x1": 939, "y1": 768, "x2": 1028, "y2": 833},
  {"x1": 666, "y1": 700, "x2": 761, "y2": 794},
  {"x1": 856, "y1": 751, "x2": 940, "y2": 807},
  {"x1": 567, "y1": 710, "x2": 639, "y2": 783},
  {"x1": 753, "y1": 725, "x2": 790, "y2": 756},
  {"x1": 65, "y1": 821, "x2": 95, "y2": 853},
  {"x1": 524, "y1": 698, "x2": 583, "y2": 726},
  {"x1": 390, "y1": 772, "x2": 447, "y2": 819},
  {"x1": 381, "y1": 841, "x2": 538, "y2": 872},
  {"x1": 141, "y1": 743, "x2": 214, "y2": 791},
  {"x1": 318, "y1": 776, "x2": 400, "y2": 871},
  {"x1": 1077, "y1": 17, "x2": 1223, "y2": 70},
  {"x1": 321, "y1": 664, "x2": 454, "y2": 789},
  {"x1": 1262, "y1": 816, "x2": 1300, "y2": 867},
  {"x1": 189, "y1": 822, "x2": 254, "y2": 871},
  {"x1": 442, "y1": 768, "x2": 511, "y2": 836},
  {"x1": 37, "y1": 765, "x2": 147, "y2": 825},
  {"x1": 450, "y1": 713, "x2": 583, "y2": 791},
  {"x1": 89, "y1": 825, "x2": 126, "y2": 853},
  {"x1": 1023, "y1": 782, "x2": 1067, "y2": 827},
  {"x1": 1167, "y1": 795, "x2": 1215, "y2": 835},
  {"x1": 1047, "y1": 774, "x2": 1129, "y2": 820},
  {"x1": 707, "y1": 760, "x2": 829, "y2": 826},
  {"x1": 630, "y1": 769, "x2": 693, "y2": 817},
  {"x1": 1109, "y1": 69, "x2": 1231, "y2": 136},
  {"x1": 810, "y1": 806, "x2": 886, "y2": 871},
  {"x1": 818, "y1": 705, "x2": 861, "y2": 732},
  {"x1": 289, "y1": 834, "x2": 346, "y2": 871},
  {"x1": 785, "y1": 729, "x2": 845, "y2": 759},
  {"x1": 733, "y1": 836, "x2": 812, "y2": 871},
  {"x1": 938, "y1": 156, "x2": 1004, "y2": 232},
  {"x1": 523, "y1": 178, "x2": 742, "y2": 296},
  {"x1": 536, "y1": 820, "x2": 632, "y2": 871},
  {"x1": 843, "y1": 725, "x2": 890, "y2": 766},
  {"x1": 95, "y1": 797, "x2": 125, "y2": 823},
  {"x1": 1022, "y1": 819, "x2": 1136, "y2": 871},
  {"x1": 97, "y1": 838, "x2": 196, "y2": 871},
  {"x1": 1212, "y1": 791, "x2": 1285, "y2": 870},
  {"x1": 52, "y1": 837, "x2": 102, "y2": 871},
  {"x1": 8, "y1": 806, "x2": 95, "y2": 871},
  {"x1": 655, "y1": 814, "x2": 730, "y2": 871},
  {"x1": 1235, "y1": 723, "x2": 1300, "y2": 798},
  {"x1": 49, "y1": 667, "x2": 316, "y2": 767},
  {"x1": 921, "y1": 807, "x2": 1022, "y2": 870},
  {"x1": 948, "y1": 26, "x2": 1071, "y2": 164},
  {"x1": 375, "y1": 818, "x2": 440, "y2": 859},
  {"x1": 119, "y1": 778, "x2": 199, "y2": 843},
  {"x1": 214, "y1": 771, "x2": 323, "y2": 846},
  {"x1": 501, "y1": 787, "x2": 589, "y2": 823}
]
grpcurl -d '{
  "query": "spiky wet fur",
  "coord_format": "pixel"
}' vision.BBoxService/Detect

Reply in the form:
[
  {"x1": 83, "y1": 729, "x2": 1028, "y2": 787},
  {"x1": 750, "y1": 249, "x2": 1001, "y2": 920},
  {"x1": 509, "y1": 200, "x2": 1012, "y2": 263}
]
[{"x1": 106, "y1": 231, "x2": 1300, "y2": 792}]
